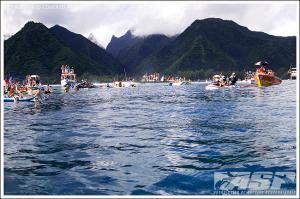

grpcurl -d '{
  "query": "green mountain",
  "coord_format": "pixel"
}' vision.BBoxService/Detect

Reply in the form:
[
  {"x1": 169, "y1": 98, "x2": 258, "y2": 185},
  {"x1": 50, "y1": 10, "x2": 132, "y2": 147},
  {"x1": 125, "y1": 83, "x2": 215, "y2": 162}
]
[
  {"x1": 4, "y1": 22, "x2": 123, "y2": 83},
  {"x1": 5, "y1": 19, "x2": 296, "y2": 82},
  {"x1": 111, "y1": 18, "x2": 296, "y2": 78},
  {"x1": 50, "y1": 25, "x2": 124, "y2": 75},
  {"x1": 116, "y1": 34, "x2": 174, "y2": 74},
  {"x1": 106, "y1": 30, "x2": 142, "y2": 57}
]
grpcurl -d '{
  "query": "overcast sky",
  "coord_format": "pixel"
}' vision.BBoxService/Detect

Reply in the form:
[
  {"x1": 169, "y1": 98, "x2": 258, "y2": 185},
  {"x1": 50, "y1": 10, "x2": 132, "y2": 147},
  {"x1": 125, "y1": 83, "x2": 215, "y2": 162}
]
[{"x1": 2, "y1": 1, "x2": 299, "y2": 48}]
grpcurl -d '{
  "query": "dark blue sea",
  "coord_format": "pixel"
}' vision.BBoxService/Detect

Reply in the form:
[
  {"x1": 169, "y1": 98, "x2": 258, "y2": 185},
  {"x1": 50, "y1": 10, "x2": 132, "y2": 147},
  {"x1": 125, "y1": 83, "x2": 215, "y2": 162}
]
[{"x1": 4, "y1": 81, "x2": 297, "y2": 195}]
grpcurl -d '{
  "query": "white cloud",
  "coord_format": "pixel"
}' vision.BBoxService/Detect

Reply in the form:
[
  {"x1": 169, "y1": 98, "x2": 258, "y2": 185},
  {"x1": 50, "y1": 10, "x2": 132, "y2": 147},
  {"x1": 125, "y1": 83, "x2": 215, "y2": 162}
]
[{"x1": 2, "y1": 1, "x2": 298, "y2": 48}]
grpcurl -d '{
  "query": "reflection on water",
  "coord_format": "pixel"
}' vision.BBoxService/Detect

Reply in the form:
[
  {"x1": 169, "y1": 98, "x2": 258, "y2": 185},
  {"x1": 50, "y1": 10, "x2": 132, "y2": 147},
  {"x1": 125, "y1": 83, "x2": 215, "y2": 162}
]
[{"x1": 4, "y1": 81, "x2": 296, "y2": 195}]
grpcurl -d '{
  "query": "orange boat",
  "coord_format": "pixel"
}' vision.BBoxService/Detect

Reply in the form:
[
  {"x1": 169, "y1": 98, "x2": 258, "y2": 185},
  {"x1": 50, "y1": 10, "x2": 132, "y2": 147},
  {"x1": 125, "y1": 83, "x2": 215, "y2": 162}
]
[{"x1": 253, "y1": 61, "x2": 282, "y2": 87}]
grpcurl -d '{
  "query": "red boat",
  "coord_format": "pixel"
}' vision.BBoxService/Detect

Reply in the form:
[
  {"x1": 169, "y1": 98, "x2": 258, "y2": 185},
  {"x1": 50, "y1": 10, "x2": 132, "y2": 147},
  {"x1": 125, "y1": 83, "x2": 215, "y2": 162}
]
[{"x1": 253, "y1": 61, "x2": 282, "y2": 87}]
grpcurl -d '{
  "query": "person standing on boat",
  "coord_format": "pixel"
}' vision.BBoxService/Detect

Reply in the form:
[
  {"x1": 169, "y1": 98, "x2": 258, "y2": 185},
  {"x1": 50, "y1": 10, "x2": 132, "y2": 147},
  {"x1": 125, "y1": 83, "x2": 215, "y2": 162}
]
[
  {"x1": 219, "y1": 73, "x2": 225, "y2": 87},
  {"x1": 229, "y1": 72, "x2": 238, "y2": 85},
  {"x1": 258, "y1": 66, "x2": 266, "y2": 74}
]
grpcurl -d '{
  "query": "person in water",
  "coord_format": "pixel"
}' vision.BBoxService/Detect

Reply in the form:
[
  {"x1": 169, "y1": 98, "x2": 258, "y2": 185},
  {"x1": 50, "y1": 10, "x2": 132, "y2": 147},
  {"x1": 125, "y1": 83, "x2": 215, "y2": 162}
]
[
  {"x1": 44, "y1": 84, "x2": 52, "y2": 94},
  {"x1": 64, "y1": 84, "x2": 70, "y2": 92}
]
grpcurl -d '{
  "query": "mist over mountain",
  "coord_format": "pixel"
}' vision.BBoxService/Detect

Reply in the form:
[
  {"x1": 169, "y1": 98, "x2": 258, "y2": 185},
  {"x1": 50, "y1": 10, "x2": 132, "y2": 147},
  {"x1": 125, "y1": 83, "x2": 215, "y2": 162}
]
[
  {"x1": 106, "y1": 30, "x2": 143, "y2": 57},
  {"x1": 108, "y1": 18, "x2": 296, "y2": 78},
  {"x1": 88, "y1": 33, "x2": 103, "y2": 48}
]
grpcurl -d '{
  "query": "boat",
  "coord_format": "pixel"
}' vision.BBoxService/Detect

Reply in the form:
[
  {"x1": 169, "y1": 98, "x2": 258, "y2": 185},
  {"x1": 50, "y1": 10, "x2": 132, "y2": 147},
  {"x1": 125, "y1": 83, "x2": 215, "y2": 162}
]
[
  {"x1": 205, "y1": 74, "x2": 238, "y2": 90},
  {"x1": 61, "y1": 65, "x2": 77, "y2": 87},
  {"x1": 4, "y1": 96, "x2": 35, "y2": 102},
  {"x1": 254, "y1": 73, "x2": 282, "y2": 86},
  {"x1": 170, "y1": 81, "x2": 191, "y2": 86},
  {"x1": 26, "y1": 75, "x2": 44, "y2": 90},
  {"x1": 205, "y1": 84, "x2": 236, "y2": 90},
  {"x1": 77, "y1": 80, "x2": 96, "y2": 88},
  {"x1": 288, "y1": 66, "x2": 297, "y2": 80},
  {"x1": 253, "y1": 61, "x2": 282, "y2": 86},
  {"x1": 239, "y1": 71, "x2": 256, "y2": 85},
  {"x1": 169, "y1": 77, "x2": 191, "y2": 86},
  {"x1": 114, "y1": 68, "x2": 137, "y2": 88},
  {"x1": 141, "y1": 72, "x2": 160, "y2": 83},
  {"x1": 114, "y1": 80, "x2": 136, "y2": 88}
]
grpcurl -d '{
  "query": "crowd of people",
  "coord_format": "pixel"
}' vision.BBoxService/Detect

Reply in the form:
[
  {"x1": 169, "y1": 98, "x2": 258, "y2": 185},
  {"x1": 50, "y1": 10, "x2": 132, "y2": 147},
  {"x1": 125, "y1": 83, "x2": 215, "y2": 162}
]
[
  {"x1": 3, "y1": 77, "x2": 53, "y2": 102},
  {"x1": 212, "y1": 72, "x2": 238, "y2": 87},
  {"x1": 61, "y1": 64, "x2": 74, "y2": 74},
  {"x1": 256, "y1": 65, "x2": 274, "y2": 75}
]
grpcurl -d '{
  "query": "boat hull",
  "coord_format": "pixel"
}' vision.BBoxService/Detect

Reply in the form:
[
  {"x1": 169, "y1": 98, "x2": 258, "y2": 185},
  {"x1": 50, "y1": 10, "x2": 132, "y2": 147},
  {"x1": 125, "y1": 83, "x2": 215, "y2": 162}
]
[
  {"x1": 114, "y1": 81, "x2": 136, "y2": 88},
  {"x1": 254, "y1": 73, "x2": 282, "y2": 86},
  {"x1": 170, "y1": 81, "x2": 191, "y2": 86},
  {"x1": 4, "y1": 97, "x2": 34, "y2": 102},
  {"x1": 205, "y1": 84, "x2": 236, "y2": 90},
  {"x1": 61, "y1": 79, "x2": 77, "y2": 87}
]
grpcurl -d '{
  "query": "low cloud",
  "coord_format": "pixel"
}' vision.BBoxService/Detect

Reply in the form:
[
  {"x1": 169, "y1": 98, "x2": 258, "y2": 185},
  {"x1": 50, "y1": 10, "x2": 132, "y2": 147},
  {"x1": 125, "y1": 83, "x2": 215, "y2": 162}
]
[{"x1": 2, "y1": 1, "x2": 298, "y2": 48}]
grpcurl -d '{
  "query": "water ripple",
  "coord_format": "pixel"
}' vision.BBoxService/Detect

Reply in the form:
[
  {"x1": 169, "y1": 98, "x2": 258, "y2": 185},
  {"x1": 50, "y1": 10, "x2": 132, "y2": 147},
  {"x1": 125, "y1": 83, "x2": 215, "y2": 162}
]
[{"x1": 4, "y1": 81, "x2": 296, "y2": 195}]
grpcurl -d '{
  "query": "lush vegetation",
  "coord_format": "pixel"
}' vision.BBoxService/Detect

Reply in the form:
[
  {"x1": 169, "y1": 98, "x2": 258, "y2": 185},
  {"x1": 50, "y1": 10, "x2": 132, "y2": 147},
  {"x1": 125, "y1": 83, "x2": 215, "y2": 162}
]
[
  {"x1": 4, "y1": 22, "x2": 124, "y2": 83},
  {"x1": 4, "y1": 19, "x2": 296, "y2": 83},
  {"x1": 109, "y1": 18, "x2": 296, "y2": 79}
]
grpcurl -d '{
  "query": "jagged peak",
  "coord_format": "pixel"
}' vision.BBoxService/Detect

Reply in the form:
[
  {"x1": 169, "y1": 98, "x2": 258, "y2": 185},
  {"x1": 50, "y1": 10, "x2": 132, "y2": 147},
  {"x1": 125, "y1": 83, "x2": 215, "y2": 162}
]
[
  {"x1": 51, "y1": 24, "x2": 68, "y2": 30},
  {"x1": 23, "y1": 21, "x2": 47, "y2": 29},
  {"x1": 124, "y1": 30, "x2": 133, "y2": 36},
  {"x1": 112, "y1": 29, "x2": 135, "y2": 40}
]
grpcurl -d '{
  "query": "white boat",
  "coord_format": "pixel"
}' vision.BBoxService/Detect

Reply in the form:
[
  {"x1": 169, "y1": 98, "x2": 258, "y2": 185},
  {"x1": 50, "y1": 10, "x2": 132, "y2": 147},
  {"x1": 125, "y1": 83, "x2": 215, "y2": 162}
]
[
  {"x1": 288, "y1": 66, "x2": 297, "y2": 80},
  {"x1": 61, "y1": 78, "x2": 77, "y2": 87},
  {"x1": 61, "y1": 65, "x2": 77, "y2": 87},
  {"x1": 238, "y1": 71, "x2": 256, "y2": 85},
  {"x1": 169, "y1": 77, "x2": 191, "y2": 86},
  {"x1": 170, "y1": 81, "x2": 191, "y2": 86},
  {"x1": 205, "y1": 74, "x2": 237, "y2": 90},
  {"x1": 205, "y1": 84, "x2": 236, "y2": 90},
  {"x1": 238, "y1": 79, "x2": 256, "y2": 85},
  {"x1": 114, "y1": 80, "x2": 136, "y2": 88}
]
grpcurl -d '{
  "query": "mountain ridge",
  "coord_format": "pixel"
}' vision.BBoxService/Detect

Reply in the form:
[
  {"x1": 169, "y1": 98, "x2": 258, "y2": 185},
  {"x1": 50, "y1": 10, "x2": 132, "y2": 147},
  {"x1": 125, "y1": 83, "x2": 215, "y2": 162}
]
[
  {"x1": 4, "y1": 21, "x2": 124, "y2": 83},
  {"x1": 111, "y1": 18, "x2": 296, "y2": 78},
  {"x1": 4, "y1": 18, "x2": 296, "y2": 82}
]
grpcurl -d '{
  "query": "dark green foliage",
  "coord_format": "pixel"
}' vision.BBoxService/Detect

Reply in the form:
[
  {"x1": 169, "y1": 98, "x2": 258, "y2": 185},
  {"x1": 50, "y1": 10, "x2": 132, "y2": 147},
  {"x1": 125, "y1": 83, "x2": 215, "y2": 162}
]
[
  {"x1": 113, "y1": 18, "x2": 296, "y2": 79},
  {"x1": 5, "y1": 18, "x2": 296, "y2": 82},
  {"x1": 4, "y1": 22, "x2": 123, "y2": 83},
  {"x1": 117, "y1": 34, "x2": 174, "y2": 74},
  {"x1": 106, "y1": 30, "x2": 142, "y2": 57},
  {"x1": 50, "y1": 25, "x2": 124, "y2": 75}
]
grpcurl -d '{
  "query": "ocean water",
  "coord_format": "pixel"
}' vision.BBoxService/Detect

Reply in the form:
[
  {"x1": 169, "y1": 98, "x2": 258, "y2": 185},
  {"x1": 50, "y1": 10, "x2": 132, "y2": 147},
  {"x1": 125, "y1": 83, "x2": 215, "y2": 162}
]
[{"x1": 4, "y1": 81, "x2": 297, "y2": 195}]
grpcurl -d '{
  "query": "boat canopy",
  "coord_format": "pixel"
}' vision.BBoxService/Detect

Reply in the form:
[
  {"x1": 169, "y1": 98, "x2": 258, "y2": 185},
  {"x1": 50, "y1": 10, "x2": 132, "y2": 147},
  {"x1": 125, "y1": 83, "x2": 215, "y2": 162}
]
[{"x1": 255, "y1": 61, "x2": 268, "y2": 66}]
